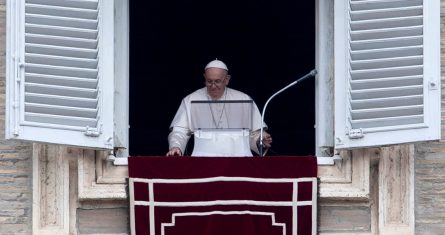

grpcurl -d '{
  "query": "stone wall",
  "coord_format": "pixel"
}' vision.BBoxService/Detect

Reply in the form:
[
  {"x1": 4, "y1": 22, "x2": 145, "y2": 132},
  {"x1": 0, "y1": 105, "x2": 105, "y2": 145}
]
[
  {"x1": 415, "y1": 142, "x2": 445, "y2": 234},
  {"x1": 0, "y1": 1, "x2": 33, "y2": 235}
]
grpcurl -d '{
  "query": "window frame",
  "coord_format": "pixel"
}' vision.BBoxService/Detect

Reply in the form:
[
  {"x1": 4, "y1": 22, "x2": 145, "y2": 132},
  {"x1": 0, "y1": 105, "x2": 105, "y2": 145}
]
[{"x1": 315, "y1": 0, "x2": 335, "y2": 164}]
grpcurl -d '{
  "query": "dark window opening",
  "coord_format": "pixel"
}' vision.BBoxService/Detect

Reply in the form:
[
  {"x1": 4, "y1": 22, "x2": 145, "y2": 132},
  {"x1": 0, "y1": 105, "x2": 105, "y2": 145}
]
[{"x1": 129, "y1": 1, "x2": 316, "y2": 156}]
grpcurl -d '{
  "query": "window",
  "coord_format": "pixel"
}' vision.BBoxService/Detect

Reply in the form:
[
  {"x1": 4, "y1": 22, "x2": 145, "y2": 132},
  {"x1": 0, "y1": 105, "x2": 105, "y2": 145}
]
[
  {"x1": 128, "y1": 1, "x2": 316, "y2": 157},
  {"x1": 5, "y1": 0, "x2": 441, "y2": 162}
]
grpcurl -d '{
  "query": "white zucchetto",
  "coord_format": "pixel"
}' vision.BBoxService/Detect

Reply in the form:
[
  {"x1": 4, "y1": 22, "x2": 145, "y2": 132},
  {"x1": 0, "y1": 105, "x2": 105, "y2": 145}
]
[{"x1": 204, "y1": 59, "x2": 228, "y2": 71}]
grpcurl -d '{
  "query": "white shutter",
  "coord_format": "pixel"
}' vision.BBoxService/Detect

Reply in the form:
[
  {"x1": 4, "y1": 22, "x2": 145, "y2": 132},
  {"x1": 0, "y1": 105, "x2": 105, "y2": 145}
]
[
  {"x1": 334, "y1": 0, "x2": 440, "y2": 149},
  {"x1": 6, "y1": 0, "x2": 116, "y2": 149}
]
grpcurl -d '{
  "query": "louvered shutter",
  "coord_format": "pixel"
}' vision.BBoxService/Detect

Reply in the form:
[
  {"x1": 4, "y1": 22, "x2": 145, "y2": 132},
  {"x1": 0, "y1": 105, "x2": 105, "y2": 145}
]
[
  {"x1": 6, "y1": 0, "x2": 116, "y2": 149},
  {"x1": 334, "y1": 0, "x2": 440, "y2": 149}
]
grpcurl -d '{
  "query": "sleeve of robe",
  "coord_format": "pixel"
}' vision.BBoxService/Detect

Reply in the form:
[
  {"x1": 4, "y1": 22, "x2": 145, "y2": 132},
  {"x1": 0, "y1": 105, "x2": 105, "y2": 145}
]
[{"x1": 168, "y1": 99, "x2": 192, "y2": 154}]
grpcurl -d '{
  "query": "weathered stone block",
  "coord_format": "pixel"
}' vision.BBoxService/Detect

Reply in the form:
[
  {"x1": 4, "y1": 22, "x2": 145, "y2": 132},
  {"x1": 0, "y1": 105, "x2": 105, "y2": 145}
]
[
  {"x1": 318, "y1": 204, "x2": 371, "y2": 233},
  {"x1": 77, "y1": 208, "x2": 129, "y2": 234}
]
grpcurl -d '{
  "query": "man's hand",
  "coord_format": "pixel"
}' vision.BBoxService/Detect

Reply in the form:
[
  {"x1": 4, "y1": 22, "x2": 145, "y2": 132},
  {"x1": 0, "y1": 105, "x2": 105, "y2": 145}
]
[
  {"x1": 261, "y1": 132, "x2": 272, "y2": 148},
  {"x1": 166, "y1": 147, "x2": 182, "y2": 156},
  {"x1": 256, "y1": 131, "x2": 272, "y2": 149}
]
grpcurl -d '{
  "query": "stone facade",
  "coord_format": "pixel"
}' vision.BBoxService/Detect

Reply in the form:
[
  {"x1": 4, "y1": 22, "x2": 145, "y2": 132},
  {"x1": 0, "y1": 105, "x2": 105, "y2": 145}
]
[{"x1": 415, "y1": 142, "x2": 445, "y2": 234}]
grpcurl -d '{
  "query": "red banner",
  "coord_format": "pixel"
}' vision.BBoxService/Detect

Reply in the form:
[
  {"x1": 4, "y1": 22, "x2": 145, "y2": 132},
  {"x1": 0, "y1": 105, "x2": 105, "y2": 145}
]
[{"x1": 129, "y1": 156, "x2": 317, "y2": 235}]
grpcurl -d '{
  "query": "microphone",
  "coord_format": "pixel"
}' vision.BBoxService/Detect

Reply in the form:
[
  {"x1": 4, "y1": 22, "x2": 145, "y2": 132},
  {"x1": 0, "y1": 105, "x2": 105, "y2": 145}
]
[{"x1": 259, "y1": 69, "x2": 317, "y2": 156}]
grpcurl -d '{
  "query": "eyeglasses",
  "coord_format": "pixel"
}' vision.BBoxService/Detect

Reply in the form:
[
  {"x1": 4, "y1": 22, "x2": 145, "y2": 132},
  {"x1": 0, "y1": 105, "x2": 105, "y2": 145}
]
[{"x1": 205, "y1": 78, "x2": 226, "y2": 86}]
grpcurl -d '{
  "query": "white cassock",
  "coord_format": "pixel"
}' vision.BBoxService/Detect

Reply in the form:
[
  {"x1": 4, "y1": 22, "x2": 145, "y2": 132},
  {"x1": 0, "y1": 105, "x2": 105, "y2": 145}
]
[{"x1": 168, "y1": 87, "x2": 266, "y2": 156}]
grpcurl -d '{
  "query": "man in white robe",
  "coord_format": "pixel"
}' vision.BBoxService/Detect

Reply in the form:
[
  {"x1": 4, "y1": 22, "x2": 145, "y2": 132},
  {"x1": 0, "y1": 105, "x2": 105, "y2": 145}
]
[{"x1": 166, "y1": 59, "x2": 272, "y2": 156}]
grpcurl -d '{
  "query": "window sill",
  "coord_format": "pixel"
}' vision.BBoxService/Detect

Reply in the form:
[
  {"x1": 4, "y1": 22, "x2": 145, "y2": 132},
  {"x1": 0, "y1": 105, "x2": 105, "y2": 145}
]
[{"x1": 316, "y1": 155, "x2": 342, "y2": 166}]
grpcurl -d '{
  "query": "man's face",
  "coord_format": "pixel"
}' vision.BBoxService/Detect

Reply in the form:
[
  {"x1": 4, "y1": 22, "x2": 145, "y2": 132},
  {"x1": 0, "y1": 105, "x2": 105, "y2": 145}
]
[{"x1": 204, "y1": 68, "x2": 230, "y2": 99}]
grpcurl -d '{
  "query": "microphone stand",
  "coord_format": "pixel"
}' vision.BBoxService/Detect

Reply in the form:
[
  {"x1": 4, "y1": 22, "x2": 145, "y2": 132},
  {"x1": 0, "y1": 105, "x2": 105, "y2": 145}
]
[{"x1": 259, "y1": 69, "x2": 317, "y2": 156}]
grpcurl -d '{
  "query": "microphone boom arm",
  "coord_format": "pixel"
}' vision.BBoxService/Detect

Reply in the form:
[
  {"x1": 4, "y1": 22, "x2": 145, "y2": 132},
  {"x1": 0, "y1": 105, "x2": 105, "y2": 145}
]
[{"x1": 259, "y1": 69, "x2": 317, "y2": 156}]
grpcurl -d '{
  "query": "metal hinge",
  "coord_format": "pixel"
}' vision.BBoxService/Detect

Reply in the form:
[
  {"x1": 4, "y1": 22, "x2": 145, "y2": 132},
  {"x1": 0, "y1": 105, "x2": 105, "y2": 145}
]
[
  {"x1": 429, "y1": 79, "x2": 439, "y2": 90},
  {"x1": 348, "y1": 128, "x2": 364, "y2": 139},
  {"x1": 16, "y1": 61, "x2": 24, "y2": 82},
  {"x1": 84, "y1": 126, "x2": 101, "y2": 137}
]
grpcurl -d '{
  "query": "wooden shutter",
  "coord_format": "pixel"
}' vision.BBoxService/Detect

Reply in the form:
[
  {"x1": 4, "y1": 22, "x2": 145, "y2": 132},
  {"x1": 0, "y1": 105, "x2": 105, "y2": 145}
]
[
  {"x1": 334, "y1": 0, "x2": 440, "y2": 149},
  {"x1": 6, "y1": 0, "x2": 116, "y2": 149}
]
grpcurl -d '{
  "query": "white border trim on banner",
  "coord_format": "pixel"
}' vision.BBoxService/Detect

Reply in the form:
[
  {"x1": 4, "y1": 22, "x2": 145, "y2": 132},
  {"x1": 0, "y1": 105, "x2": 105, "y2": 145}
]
[
  {"x1": 161, "y1": 211, "x2": 286, "y2": 235},
  {"x1": 129, "y1": 176, "x2": 317, "y2": 235}
]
